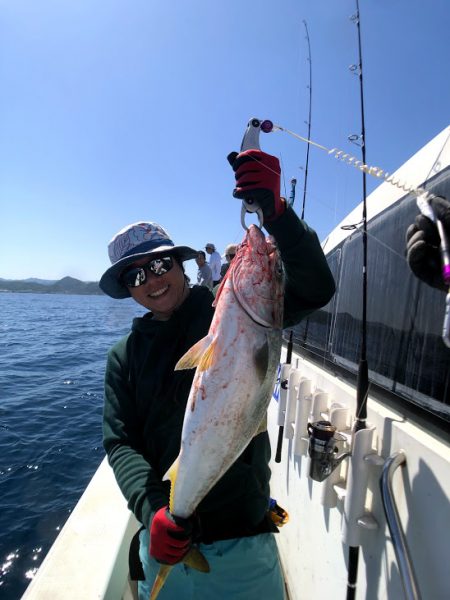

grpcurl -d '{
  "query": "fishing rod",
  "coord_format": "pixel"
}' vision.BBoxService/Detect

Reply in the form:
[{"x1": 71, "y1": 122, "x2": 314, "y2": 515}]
[
  {"x1": 346, "y1": 1, "x2": 368, "y2": 597},
  {"x1": 274, "y1": 330, "x2": 293, "y2": 463},
  {"x1": 300, "y1": 19, "x2": 312, "y2": 220}
]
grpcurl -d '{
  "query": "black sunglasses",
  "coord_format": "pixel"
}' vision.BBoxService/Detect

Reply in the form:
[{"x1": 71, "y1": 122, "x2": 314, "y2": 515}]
[
  {"x1": 121, "y1": 256, "x2": 174, "y2": 288},
  {"x1": 225, "y1": 253, "x2": 235, "y2": 259}
]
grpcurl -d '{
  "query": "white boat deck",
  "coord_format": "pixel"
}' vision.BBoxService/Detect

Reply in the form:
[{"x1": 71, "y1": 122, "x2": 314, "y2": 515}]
[{"x1": 21, "y1": 457, "x2": 140, "y2": 600}]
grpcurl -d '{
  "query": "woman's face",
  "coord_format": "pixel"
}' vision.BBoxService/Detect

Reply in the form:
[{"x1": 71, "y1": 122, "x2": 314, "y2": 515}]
[{"x1": 126, "y1": 256, "x2": 189, "y2": 320}]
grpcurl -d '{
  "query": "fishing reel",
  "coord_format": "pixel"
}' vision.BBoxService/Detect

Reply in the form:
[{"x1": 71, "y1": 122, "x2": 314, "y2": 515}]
[
  {"x1": 238, "y1": 118, "x2": 275, "y2": 229},
  {"x1": 307, "y1": 420, "x2": 350, "y2": 482}
]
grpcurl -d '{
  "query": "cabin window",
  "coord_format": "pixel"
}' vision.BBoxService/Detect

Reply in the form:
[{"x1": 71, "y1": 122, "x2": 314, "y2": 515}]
[{"x1": 291, "y1": 167, "x2": 450, "y2": 425}]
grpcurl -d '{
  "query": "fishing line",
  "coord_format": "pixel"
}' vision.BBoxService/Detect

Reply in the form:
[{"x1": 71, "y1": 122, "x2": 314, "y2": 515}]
[
  {"x1": 272, "y1": 124, "x2": 435, "y2": 200},
  {"x1": 422, "y1": 130, "x2": 450, "y2": 184},
  {"x1": 239, "y1": 122, "x2": 446, "y2": 210},
  {"x1": 241, "y1": 123, "x2": 449, "y2": 268},
  {"x1": 250, "y1": 117, "x2": 450, "y2": 206},
  {"x1": 363, "y1": 228, "x2": 406, "y2": 263},
  {"x1": 343, "y1": 221, "x2": 406, "y2": 263}
]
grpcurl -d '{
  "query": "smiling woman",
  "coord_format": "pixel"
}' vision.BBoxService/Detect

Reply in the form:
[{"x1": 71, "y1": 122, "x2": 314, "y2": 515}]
[
  {"x1": 97, "y1": 145, "x2": 335, "y2": 600},
  {"x1": 99, "y1": 221, "x2": 197, "y2": 319},
  {"x1": 127, "y1": 257, "x2": 189, "y2": 319}
]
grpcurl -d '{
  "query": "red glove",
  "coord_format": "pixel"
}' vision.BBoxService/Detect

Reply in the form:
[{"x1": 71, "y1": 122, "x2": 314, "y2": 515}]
[
  {"x1": 228, "y1": 149, "x2": 285, "y2": 221},
  {"x1": 149, "y1": 506, "x2": 193, "y2": 565}
]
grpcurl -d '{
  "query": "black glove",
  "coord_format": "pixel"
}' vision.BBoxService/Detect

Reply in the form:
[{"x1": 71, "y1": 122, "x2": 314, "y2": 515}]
[
  {"x1": 227, "y1": 149, "x2": 286, "y2": 221},
  {"x1": 406, "y1": 195, "x2": 450, "y2": 291}
]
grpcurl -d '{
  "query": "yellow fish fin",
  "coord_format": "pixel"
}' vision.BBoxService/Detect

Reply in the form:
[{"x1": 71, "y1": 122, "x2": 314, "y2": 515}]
[
  {"x1": 150, "y1": 565, "x2": 172, "y2": 600},
  {"x1": 197, "y1": 338, "x2": 218, "y2": 372},
  {"x1": 149, "y1": 549, "x2": 210, "y2": 599},
  {"x1": 254, "y1": 413, "x2": 268, "y2": 437},
  {"x1": 175, "y1": 335, "x2": 213, "y2": 370},
  {"x1": 183, "y1": 546, "x2": 210, "y2": 572},
  {"x1": 163, "y1": 456, "x2": 179, "y2": 513}
]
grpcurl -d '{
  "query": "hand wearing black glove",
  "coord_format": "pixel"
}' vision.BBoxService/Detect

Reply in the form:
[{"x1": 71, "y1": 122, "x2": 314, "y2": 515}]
[
  {"x1": 227, "y1": 149, "x2": 286, "y2": 222},
  {"x1": 406, "y1": 195, "x2": 450, "y2": 291},
  {"x1": 149, "y1": 506, "x2": 193, "y2": 565}
]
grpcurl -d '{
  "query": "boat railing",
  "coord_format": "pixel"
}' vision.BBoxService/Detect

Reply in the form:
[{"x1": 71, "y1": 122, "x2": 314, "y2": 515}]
[{"x1": 380, "y1": 451, "x2": 422, "y2": 600}]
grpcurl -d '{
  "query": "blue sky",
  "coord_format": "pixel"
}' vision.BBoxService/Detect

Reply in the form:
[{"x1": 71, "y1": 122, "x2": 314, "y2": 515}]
[{"x1": 1, "y1": 0, "x2": 449, "y2": 284}]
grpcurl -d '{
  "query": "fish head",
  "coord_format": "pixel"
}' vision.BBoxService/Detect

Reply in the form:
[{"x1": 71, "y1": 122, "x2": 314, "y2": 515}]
[{"x1": 223, "y1": 225, "x2": 284, "y2": 328}]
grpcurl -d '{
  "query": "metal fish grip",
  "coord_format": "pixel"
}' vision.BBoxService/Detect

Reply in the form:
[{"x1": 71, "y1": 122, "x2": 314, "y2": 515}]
[{"x1": 239, "y1": 118, "x2": 274, "y2": 230}]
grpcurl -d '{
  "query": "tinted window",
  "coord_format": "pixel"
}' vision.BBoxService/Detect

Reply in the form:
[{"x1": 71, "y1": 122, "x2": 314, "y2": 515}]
[{"x1": 292, "y1": 167, "x2": 450, "y2": 424}]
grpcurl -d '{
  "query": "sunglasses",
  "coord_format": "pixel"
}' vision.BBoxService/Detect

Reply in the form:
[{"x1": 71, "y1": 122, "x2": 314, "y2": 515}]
[
  {"x1": 121, "y1": 256, "x2": 174, "y2": 288},
  {"x1": 225, "y1": 253, "x2": 235, "y2": 259}
]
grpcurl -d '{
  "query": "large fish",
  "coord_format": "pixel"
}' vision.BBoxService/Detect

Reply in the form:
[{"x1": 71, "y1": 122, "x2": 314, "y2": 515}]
[{"x1": 150, "y1": 224, "x2": 284, "y2": 598}]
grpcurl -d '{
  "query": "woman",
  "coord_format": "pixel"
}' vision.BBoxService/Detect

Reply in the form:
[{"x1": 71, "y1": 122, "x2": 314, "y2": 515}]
[{"x1": 100, "y1": 149, "x2": 335, "y2": 599}]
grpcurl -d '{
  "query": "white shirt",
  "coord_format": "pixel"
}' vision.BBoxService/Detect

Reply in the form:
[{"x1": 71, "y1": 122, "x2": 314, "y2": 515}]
[{"x1": 209, "y1": 251, "x2": 222, "y2": 281}]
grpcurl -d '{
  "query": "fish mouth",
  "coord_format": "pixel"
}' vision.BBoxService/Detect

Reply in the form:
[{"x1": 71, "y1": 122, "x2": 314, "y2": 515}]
[{"x1": 149, "y1": 286, "x2": 169, "y2": 298}]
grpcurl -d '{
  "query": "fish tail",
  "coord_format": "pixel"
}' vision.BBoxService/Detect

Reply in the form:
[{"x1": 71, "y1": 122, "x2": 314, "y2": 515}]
[
  {"x1": 149, "y1": 547, "x2": 210, "y2": 599},
  {"x1": 149, "y1": 564, "x2": 172, "y2": 600}
]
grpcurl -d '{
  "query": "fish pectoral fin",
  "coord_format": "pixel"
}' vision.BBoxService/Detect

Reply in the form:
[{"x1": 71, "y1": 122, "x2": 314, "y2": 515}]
[
  {"x1": 198, "y1": 338, "x2": 218, "y2": 372},
  {"x1": 175, "y1": 335, "x2": 213, "y2": 370},
  {"x1": 253, "y1": 340, "x2": 269, "y2": 382},
  {"x1": 183, "y1": 546, "x2": 210, "y2": 573},
  {"x1": 254, "y1": 413, "x2": 268, "y2": 437}
]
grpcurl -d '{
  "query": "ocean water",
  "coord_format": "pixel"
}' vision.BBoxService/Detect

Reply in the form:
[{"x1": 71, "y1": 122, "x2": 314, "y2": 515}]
[{"x1": 0, "y1": 292, "x2": 145, "y2": 599}]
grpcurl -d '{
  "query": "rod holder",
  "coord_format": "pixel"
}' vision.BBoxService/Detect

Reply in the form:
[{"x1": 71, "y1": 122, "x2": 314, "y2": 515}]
[
  {"x1": 293, "y1": 378, "x2": 312, "y2": 456},
  {"x1": 284, "y1": 369, "x2": 302, "y2": 439},
  {"x1": 342, "y1": 426, "x2": 379, "y2": 547},
  {"x1": 310, "y1": 390, "x2": 329, "y2": 422}
]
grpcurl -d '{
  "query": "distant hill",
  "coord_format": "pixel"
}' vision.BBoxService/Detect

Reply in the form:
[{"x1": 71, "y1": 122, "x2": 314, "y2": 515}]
[
  {"x1": 23, "y1": 278, "x2": 56, "y2": 285},
  {"x1": 0, "y1": 276, "x2": 103, "y2": 295}
]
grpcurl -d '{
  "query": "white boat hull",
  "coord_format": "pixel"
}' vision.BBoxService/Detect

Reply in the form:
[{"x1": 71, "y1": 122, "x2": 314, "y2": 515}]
[{"x1": 268, "y1": 351, "x2": 450, "y2": 599}]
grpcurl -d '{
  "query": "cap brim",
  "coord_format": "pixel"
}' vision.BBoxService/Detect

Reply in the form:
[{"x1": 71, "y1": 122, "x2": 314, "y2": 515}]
[{"x1": 99, "y1": 245, "x2": 198, "y2": 299}]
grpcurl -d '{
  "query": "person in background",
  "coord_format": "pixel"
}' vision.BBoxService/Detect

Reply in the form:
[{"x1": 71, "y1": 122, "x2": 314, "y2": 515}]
[
  {"x1": 220, "y1": 243, "x2": 237, "y2": 280},
  {"x1": 195, "y1": 250, "x2": 213, "y2": 291},
  {"x1": 100, "y1": 148, "x2": 335, "y2": 600},
  {"x1": 205, "y1": 243, "x2": 221, "y2": 286},
  {"x1": 406, "y1": 195, "x2": 450, "y2": 290}
]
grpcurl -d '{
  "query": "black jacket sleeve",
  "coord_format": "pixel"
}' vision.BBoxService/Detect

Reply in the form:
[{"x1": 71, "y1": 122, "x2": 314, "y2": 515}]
[
  {"x1": 103, "y1": 337, "x2": 169, "y2": 528},
  {"x1": 265, "y1": 206, "x2": 336, "y2": 327}
]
